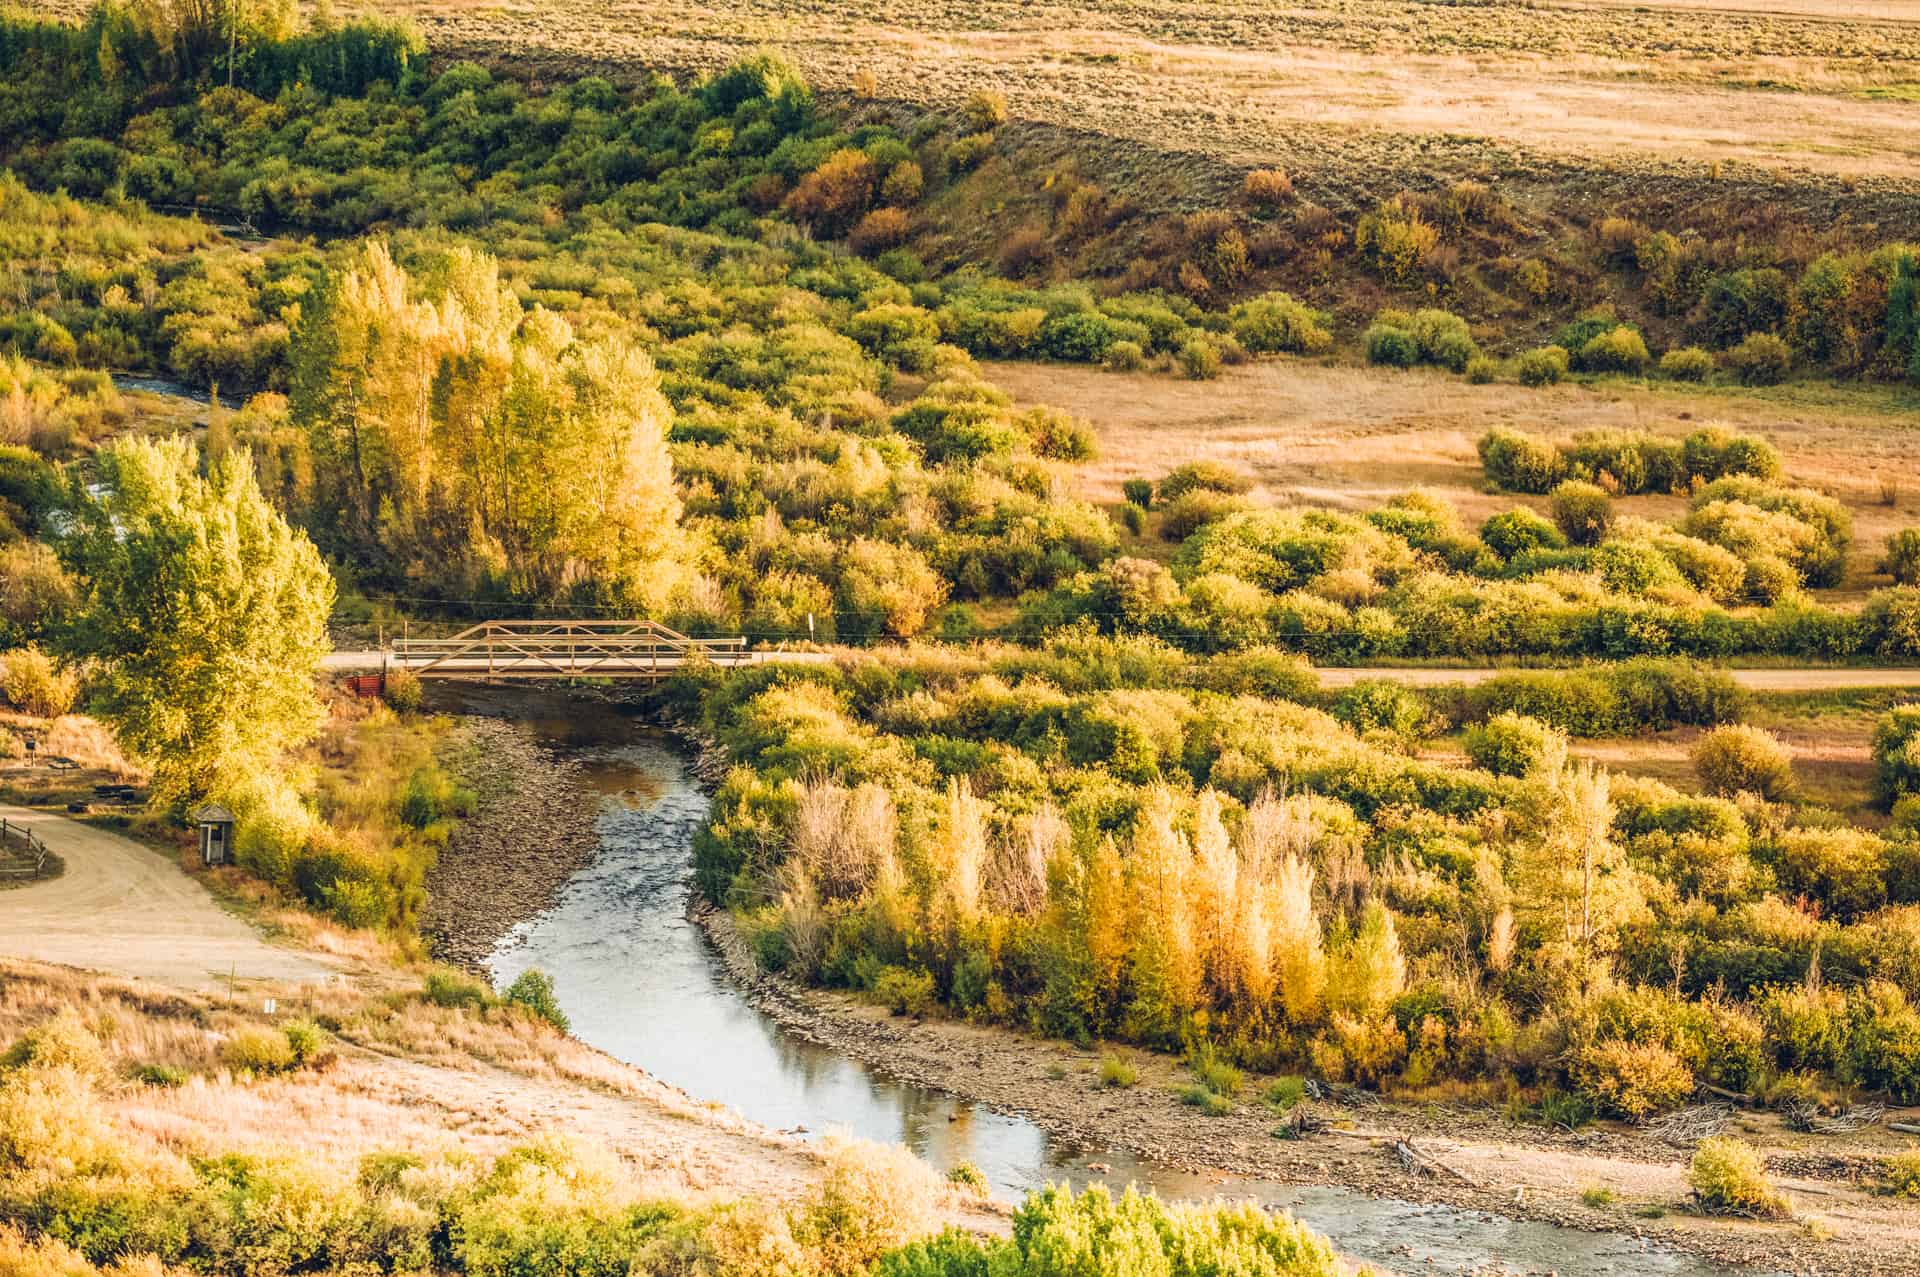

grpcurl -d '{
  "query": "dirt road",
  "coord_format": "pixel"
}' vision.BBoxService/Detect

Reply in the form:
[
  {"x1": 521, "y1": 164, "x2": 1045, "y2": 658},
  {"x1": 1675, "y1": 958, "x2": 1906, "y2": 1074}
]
[
  {"x1": 0, "y1": 804, "x2": 338, "y2": 990},
  {"x1": 1313, "y1": 666, "x2": 1920, "y2": 691}
]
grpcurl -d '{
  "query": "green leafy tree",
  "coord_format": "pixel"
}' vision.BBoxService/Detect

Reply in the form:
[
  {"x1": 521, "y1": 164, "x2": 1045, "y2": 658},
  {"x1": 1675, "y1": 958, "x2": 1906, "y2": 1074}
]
[{"x1": 62, "y1": 435, "x2": 334, "y2": 807}]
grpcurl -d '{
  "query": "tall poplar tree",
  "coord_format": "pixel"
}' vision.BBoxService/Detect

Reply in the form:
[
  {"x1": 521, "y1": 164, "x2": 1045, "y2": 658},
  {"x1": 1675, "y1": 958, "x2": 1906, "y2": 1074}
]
[{"x1": 62, "y1": 434, "x2": 334, "y2": 807}]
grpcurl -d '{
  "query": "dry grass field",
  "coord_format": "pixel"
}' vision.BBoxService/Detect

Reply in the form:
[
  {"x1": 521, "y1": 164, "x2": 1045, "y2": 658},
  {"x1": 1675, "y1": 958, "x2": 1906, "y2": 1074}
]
[{"x1": 184, "y1": 0, "x2": 1920, "y2": 196}]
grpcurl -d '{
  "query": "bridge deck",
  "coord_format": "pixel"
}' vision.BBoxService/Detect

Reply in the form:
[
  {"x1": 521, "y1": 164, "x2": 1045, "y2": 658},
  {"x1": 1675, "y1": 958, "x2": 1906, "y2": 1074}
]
[{"x1": 354, "y1": 619, "x2": 824, "y2": 681}]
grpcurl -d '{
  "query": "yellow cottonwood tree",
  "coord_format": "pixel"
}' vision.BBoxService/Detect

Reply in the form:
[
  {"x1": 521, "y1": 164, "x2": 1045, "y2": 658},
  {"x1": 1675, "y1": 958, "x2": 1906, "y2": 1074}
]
[{"x1": 290, "y1": 242, "x2": 684, "y2": 608}]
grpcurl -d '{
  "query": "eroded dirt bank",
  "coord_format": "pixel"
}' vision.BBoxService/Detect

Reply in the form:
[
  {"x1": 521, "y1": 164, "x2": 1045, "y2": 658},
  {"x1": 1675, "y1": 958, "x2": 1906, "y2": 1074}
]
[{"x1": 694, "y1": 906, "x2": 1920, "y2": 1275}]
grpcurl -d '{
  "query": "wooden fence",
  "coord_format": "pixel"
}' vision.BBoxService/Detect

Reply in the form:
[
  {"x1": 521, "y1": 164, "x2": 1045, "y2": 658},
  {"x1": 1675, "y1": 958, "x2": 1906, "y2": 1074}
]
[{"x1": 0, "y1": 816, "x2": 51, "y2": 880}]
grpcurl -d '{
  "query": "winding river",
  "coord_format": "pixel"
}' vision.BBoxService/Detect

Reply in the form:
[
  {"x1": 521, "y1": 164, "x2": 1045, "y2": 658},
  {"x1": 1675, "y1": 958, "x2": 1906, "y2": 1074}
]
[{"x1": 478, "y1": 705, "x2": 1751, "y2": 1277}]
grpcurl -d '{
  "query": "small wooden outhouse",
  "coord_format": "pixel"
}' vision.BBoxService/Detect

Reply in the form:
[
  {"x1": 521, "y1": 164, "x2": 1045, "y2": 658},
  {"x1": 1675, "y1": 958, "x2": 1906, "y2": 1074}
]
[{"x1": 193, "y1": 803, "x2": 235, "y2": 867}]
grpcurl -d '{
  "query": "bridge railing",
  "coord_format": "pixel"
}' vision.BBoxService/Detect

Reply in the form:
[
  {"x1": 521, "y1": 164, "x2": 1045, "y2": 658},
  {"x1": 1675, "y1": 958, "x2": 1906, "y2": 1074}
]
[{"x1": 388, "y1": 620, "x2": 752, "y2": 680}]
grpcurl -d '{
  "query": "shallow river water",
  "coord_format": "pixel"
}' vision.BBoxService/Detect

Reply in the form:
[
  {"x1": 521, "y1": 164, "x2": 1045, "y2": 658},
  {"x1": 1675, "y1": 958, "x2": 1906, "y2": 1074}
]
[{"x1": 482, "y1": 715, "x2": 1749, "y2": 1277}]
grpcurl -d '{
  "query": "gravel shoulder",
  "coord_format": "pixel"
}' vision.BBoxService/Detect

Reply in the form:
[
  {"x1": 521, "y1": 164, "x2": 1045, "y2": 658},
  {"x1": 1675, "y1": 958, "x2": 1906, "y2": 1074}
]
[{"x1": 0, "y1": 803, "x2": 339, "y2": 990}]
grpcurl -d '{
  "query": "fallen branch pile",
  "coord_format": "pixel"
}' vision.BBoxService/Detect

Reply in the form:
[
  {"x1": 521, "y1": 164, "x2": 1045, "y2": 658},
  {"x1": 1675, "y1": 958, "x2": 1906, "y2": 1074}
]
[
  {"x1": 1646, "y1": 1103, "x2": 1734, "y2": 1146},
  {"x1": 1783, "y1": 1101, "x2": 1885, "y2": 1135}
]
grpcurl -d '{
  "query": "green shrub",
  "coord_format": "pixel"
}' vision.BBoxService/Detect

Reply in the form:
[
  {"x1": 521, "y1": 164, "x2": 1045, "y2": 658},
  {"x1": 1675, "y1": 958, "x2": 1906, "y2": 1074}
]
[
  {"x1": 1406, "y1": 309, "x2": 1479, "y2": 372},
  {"x1": 871, "y1": 965, "x2": 935, "y2": 1015},
  {"x1": 1119, "y1": 503, "x2": 1147, "y2": 535},
  {"x1": 1464, "y1": 712, "x2": 1559, "y2": 778},
  {"x1": 1875, "y1": 705, "x2": 1920, "y2": 804},
  {"x1": 1179, "y1": 1083, "x2": 1234, "y2": 1115},
  {"x1": 1885, "y1": 529, "x2": 1920, "y2": 586},
  {"x1": 1159, "y1": 461, "x2": 1250, "y2": 502},
  {"x1": 1332, "y1": 679, "x2": 1430, "y2": 740},
  {"x1": 399, "y1": 765, "x2": 475, "y2": 830},
  {"x1": 1514, "y1": 345, "x2": 1569, "y2": 386},
  {"x1": 1228, "y1": 292, "x2": 1331, "y2": 354},
  {"x1": 504, "y1": 968, "x2": 570, "y2": 1033},
  {"x1": 281, "y1": 1018, "x2": 327, "y2": 1065},
  {"x1": 1122, "y1": 478, "x2": 1154, "y2": 509},
  {"x1": 1689, "y1": 1136, "x2": 1790, "y2": 1217},
  {"x1": 877, "y1": 1184, "x2": 1340, "y2": 1277},
  {"x1": 1480, "y1": 507, "x2": 1565, "y2": 558},
  {"x1": 1867, "y1": 586, "x2": 1920, "y2": 659},
  {"x1": 0, "y1": 1008, "x2": 106, "y2": 1075},
  {"x1": 1104, "y1": 339, "x2": 1145, "y2": 372},
  {"x1": 945, "y1": 132, "x2": 995, "y2": 174},
  {"x1": 133, "y1": 1063, "x2": 188, "y2": 1087},
  {"x1": 1464, "y1": 355, "x2": 1498, "y2": 384},
  {"x1": 1549, "y1": 480, "x2": 1613, "y2": 546},
  {"x1": 1564, "y1": 430, "x2": 1684, "y2": 495},
  {"x1": 1681, "y1": 427, "x2": 1782, "y2": 483},
  {"x1": 1178, "y1": 339, "x2": 1222, "y2": 380},
  {"x1": 1186, "y1": 1044, "x2": 1243, "y2": 1097},
  {"x1": 1692, "y1": 725, "x2": 1792, "y2": 799},
  {"x1": 1535, "y1": 1089, "x2": 1597, "y2": 1131},
  {"x1": 1758, "y1": 985, "x2": 1851, "y2": 1073},
  {"x1": 962, "y1": 90, "x2": 1008, "y2": 132},
  {"x1": 1356, "y1": 198, "x2": 1439, "y2": 283},
  {"x1": 1575, "y1": 326, "x2": 1650, "y2": 373},
  {"x1": 1660, "y1": 346, "x2": 1715, "y2": 381},
  {"x1": 1262, "y1": 1076, "x2": 1307, "y2": 1111},
  {"x1": 1097, "y1": 1055, "x2": 1138, "y2": 1088},
  {"x1": 1772, "y1": 826, "x2": 1888, "y2": 919},
  {"x1": 1193, "y1": 646, "x2": 1319, "y2": 700},
  {"x1": 424, "y1": 969, "x2": 495, "y2": 1010},
  {"x1": 1849, "y1": 982, "x2": 1920, "y2": 1102},
  {"x1": 223, "y1": 1025, "x2": 297, "y2": 1075},
  {"x1": 1022, "y1": 407, "x2": 1097, "y2": 461},
  {"x1": 1745, "y1": 554, "x2": 1800, "y2": 604},
  {"x1": 945, "y1": 1162, "x2": 990, "y2": 1198},
  {"x1": 1158, "y1": 490, "x2": 1253, "y2": 541},
  {"x1": 1725, "y1": 332, "x2": 1791, "y2": 386},
  {"x1": 1478, "y1": 429, "x2": 1565, "y2": 494},
  {"x1": 1881, "y1": 1147, "x2": 1920, "y2": 1198},
  {"x1": 1363, "y1": 322, "x2": 1418, "y2": 368}
]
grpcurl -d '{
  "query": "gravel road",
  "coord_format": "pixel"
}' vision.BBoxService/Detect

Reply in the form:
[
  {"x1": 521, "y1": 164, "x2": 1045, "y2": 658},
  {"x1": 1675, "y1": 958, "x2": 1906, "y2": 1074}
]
[
  {"x1": 0, "y1": 803, "x2": 339, "y2": 990},
  {"x1": 1313, "y1": 667, "x2": 1920, "y2": 690}
]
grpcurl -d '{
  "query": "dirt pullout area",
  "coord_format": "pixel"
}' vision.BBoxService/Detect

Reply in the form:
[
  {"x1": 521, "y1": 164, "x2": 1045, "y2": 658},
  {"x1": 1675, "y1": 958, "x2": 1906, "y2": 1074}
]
[
  {"x1": 424, "y1": 715, "x2": 598, "y2": 969},
  {"x1": 0, "y1": 803, "x2": 339, "y2": 990},
  {"x1": 695, "y1": 906, "x2": 1920, "y2": 1275}
]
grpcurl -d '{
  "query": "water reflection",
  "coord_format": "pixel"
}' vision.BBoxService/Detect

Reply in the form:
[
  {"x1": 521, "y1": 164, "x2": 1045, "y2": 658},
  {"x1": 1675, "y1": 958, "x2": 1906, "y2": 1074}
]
[{"x1": 486, "y1": 718, "x2": 1747, "y2": 1277}]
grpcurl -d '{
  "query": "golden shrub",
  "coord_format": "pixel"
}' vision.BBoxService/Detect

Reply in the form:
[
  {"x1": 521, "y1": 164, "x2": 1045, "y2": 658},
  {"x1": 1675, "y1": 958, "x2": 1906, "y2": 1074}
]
[
  {"x1": 1690, "y1": 1136, "x2": 1790, "y2": 1217},
  {"x1": 1242, "y1": 168, "x2": 1293, "y2": 208},
  {"x1": 1571, "y1": 1038, "x2": 1693, "y2": 1120},
  {"x1": 791, "y1": 1133, "x2": 942, "y2": 1275}
]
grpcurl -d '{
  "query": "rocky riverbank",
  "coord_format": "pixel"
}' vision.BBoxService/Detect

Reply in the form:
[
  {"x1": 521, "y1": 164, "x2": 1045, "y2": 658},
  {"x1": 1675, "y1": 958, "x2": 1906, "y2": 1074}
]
[
  {"x1": 423, "y1": 714, "x2": 599, "y2": 968},
  {"x1": 692, "y1": 906, "x2": 1920, "y2": 1276}
]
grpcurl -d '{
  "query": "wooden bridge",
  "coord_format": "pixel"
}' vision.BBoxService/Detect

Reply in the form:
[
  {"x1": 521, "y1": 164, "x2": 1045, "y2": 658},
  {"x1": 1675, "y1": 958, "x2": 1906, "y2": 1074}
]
[{"x1": 383, "y1": 620, "x2": 764, "y2": 681}]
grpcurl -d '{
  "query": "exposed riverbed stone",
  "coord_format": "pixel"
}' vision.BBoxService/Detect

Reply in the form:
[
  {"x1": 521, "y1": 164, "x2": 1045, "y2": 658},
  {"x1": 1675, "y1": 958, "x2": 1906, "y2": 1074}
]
[{"x1": 424, "y1": 716, "x2": 599, "y2": 969}]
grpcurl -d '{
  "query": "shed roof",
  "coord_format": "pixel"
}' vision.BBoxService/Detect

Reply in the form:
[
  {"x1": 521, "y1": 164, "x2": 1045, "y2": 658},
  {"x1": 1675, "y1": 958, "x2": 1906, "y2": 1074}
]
[{"x1": 191, "y1": 803, "x2": 235, "y2": 823}]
